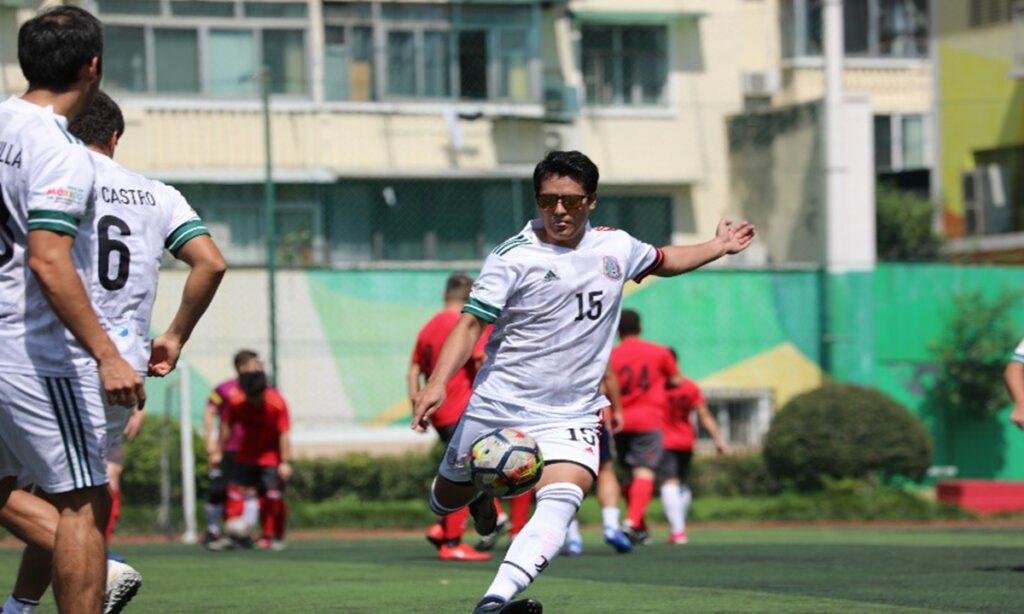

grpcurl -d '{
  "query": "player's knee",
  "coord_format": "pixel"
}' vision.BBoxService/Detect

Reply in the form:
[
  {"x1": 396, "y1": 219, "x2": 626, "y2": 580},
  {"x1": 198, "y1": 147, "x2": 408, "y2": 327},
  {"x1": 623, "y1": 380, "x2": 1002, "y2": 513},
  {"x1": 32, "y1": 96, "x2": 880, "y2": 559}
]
[
  {"x1": 226, "y1": 485, "x2": 245, "y2": 501},
  {"x1": 264, "y1": 488, "x2": 283, "y2": 501},
  {"x1": 535, "y1": 482, "x2": 584, "y2": 510}
]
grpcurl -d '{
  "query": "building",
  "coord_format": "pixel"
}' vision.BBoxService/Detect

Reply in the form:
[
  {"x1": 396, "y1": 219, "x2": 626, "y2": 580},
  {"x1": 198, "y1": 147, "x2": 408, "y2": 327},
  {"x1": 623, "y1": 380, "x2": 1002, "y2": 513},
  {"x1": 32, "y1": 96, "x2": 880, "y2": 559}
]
[{"x1": 934, "y1": 0, "x2": 1024, "y2": 262}]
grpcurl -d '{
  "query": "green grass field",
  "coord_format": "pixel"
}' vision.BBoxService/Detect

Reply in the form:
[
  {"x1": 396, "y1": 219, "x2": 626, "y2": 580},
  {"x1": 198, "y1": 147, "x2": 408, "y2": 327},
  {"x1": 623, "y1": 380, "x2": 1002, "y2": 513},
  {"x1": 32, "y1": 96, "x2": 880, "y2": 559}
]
[{"x1": 2, "y1": 526, "x2": 1023, "y2": 612}]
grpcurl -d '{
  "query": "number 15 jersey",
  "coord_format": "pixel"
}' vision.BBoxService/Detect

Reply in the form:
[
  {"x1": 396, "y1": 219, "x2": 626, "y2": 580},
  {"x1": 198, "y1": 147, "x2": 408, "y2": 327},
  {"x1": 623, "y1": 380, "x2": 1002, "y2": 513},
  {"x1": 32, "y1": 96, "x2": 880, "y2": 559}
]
[
  {"x1": 465, "y1": 220, "x2": 663, "y2": 417},
  {"x1": 72, "y1": 151, "x2": 209, "y2": 374}
]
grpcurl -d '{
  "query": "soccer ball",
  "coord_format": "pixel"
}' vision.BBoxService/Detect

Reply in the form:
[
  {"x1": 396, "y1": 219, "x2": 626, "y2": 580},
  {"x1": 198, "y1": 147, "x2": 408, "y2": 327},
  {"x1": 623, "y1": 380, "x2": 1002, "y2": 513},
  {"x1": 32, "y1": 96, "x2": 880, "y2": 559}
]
[
  {"x1": 224, "y1": 517, "x2": 251, "y2": 541},
  {"x1": 469, "y1": 428, "x2": 543, "y2": 498}
]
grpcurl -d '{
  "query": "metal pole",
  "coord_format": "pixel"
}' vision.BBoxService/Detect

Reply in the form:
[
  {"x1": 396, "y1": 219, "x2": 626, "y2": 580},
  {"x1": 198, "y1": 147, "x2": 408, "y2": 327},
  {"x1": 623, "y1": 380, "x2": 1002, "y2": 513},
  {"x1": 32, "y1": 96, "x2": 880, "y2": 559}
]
[
  {"x1": 261, "y1": 66, "x2": 279, "y2": 386},
  {"x1": 820, "y1": 0, "x2": 844, "y2": 376},
  {"x1": 179, "y1": 362, "x2": 197, "y2": 544}
]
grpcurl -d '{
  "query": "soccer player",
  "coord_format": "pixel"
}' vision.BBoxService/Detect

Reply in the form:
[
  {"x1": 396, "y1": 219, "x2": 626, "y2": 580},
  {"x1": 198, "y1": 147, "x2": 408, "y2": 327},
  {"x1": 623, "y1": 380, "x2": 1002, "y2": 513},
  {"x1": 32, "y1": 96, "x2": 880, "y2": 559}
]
[
  {"x1": 408, "y1": 273, "x2": 492, "y2": 562},
  {"x1": 220, "y1": 353, "x2": 293, "y2": 550},
  {"x1": 0, "y1": 7, "x2": 144, "y2": 612},
  {"x1": 1004, "y1": 338, "x2": 1024, "y2": 430},
  {"x1": 610, "y1": 309, "x2": 682, "y2": 545},
  {"x1": 203, "y1": 350, "x2": 260, "y2": 545},
  {"x1": 411, "y1": 150, "x2": 754, "y2": 613},
  {"x1": 659, "y1": 359, "x2": 729, "y2": 545},
  {"x1": 5, "y1": 90, "x2": 227, "y2": 613}
]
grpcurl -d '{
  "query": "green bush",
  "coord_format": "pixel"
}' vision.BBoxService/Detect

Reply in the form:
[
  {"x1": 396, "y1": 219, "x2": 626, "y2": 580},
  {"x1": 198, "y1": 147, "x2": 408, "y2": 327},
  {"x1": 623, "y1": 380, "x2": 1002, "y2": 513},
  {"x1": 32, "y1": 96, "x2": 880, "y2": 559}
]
[
  {"x1": 763, "y1": 384, "x2": 933, "y2": 491},
  {"x1": 690, "y1": 453, "x2": 781, "y2": 497},
  {"x1": 121, "y1": 416, "x2": 208, "y2": 506},
  {"x1": 289, "y1": 443, "x2": 445, "y2": 502},
  {"x1": 876, "y1": 184, "x2": 940, "y2": 261}
]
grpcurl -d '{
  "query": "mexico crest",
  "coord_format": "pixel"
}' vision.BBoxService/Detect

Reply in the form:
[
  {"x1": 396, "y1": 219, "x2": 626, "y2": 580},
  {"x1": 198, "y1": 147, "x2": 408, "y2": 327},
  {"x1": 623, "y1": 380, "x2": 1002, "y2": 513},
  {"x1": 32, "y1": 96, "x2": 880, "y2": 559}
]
[{"x1": 602, "y1": 256, "x2": 623, "y2": 280}]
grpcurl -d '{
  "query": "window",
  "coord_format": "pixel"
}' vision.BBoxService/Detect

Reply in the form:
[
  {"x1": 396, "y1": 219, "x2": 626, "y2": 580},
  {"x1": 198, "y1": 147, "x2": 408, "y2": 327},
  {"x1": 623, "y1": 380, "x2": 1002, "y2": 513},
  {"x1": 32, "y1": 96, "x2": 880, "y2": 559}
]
[
  {"x1": 782, "y1": 0, "x2": 928, "y2": 59},
  {"x1": 969, "y1": 0, "x2": 1019, "y2": 27},
  {"x1": 699, "y1": 390, "x2": 773, "y2": 448},
  {"x1": 96, "y1": 0, "x2": 309, "y2": 96},
  {"x1": 1014, "y1": 1, "x2": 1024, "y2": 74},
  {"x1": 874, "y1": 114, "x2": 929, "y2": 171},
  {"x1": 590, "y1": 195, "x2": 673, "y2": 246},
  {"x1": 322, "y1": 2, "x2": 538, "y2": 103},
  {"x1": 965, "y1": 146, "x2": 1024, "y2": 236},
  {"x1": 582, "y1": 25, "x2": 668, "y2": 107}
]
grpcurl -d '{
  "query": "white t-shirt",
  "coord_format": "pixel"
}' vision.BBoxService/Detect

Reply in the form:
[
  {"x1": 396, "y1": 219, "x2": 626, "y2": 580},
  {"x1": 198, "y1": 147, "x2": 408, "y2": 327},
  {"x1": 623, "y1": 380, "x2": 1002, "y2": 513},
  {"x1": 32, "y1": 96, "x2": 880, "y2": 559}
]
[
  {"x1": 71, "y1": 151, "x2": 209, "y2": 374},
  {"x1": 1013, "y1": 338, "x2": 1024, "y2": 364},
  {"x1": 0, "y1": 96, "x2": 96, "y2": 377},
  {"x1": 466, "y1": 220, "x2": 663, "y2": 417}
]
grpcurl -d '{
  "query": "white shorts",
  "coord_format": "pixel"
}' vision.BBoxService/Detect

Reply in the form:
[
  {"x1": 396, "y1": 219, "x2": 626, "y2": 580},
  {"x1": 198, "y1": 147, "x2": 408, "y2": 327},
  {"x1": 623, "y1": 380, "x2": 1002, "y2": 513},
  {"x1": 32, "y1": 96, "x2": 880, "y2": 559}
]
[
  {"x1": 0, "y1": 371, "x2": 109, "y2": 493},
  {"x1": 439, "y1": 394, "x2": 602, "y2": 484},
  {"x1": 104, "y1": 402, "x2": 132, "y2": 465}
]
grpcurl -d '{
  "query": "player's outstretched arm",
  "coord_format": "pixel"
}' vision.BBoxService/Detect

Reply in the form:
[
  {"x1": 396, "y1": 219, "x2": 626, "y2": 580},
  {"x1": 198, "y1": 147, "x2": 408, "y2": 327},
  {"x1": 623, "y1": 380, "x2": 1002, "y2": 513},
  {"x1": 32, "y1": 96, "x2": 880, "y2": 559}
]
[
  {"x1": 28, "y1": 230, "x2": 145, "y2": 408},
  {"x1": 654, "y1": 219, "x2": 755, "y2": 277},
  {"x1": 1004, "y1": 361, "x2": 1024, "y2": 430},
  {"x1": 696, "y1": 402, "x2": 731, "y2": 454},
  {"x1": 149, "y1": 235, "x2": 227, "y2": 376},
  {"x1": 410, "y1": 312, "x2": 485, "y2": 432}
]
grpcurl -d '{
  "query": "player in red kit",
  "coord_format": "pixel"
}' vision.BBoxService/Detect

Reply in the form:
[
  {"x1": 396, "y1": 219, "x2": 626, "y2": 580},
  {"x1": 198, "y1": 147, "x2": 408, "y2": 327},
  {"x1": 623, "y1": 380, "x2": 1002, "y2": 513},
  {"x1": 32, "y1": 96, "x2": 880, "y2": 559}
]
[
  {"x1": 408, "y1": 274, "x2": 493, "y2": 562},
  {"x1": 610, "y1": 309, "x2": 683, "y2": 545},
  {"x1": 660, "y1": 355, "x2": 729, "y2": 544},
  {"x1": 220, "y1": 353, "x2": 293, "y2": 550}
]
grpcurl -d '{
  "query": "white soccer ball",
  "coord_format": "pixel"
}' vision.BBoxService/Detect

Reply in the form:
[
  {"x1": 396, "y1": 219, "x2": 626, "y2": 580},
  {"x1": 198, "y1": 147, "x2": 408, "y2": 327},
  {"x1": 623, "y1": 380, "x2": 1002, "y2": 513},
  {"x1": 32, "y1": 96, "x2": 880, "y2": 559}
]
[
  {"x1": 469, "y1": 428, "x2": 544, "y2": 498},
  {"x1": 224, "y1": 517, "x2": 251, "y2": 541}
]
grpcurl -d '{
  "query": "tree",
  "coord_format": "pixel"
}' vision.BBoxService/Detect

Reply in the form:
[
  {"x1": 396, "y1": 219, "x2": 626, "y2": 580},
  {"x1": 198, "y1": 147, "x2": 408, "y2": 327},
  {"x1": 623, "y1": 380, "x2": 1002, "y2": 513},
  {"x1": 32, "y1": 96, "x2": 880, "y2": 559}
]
[{"x1": 875, "y1": 184, "x2": 941, "y2": 261}]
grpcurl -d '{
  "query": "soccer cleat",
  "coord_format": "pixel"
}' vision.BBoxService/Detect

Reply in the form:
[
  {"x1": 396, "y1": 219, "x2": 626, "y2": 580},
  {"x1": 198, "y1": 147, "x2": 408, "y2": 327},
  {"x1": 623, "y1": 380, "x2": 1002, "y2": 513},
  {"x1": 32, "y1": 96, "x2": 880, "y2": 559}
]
[
  {"x1": 426, "y1": 523, "x2": 445, "y2": 549},
  {"x1": 469, "y1": 494, "x2": 498, "y2": 538},
  {"x1": 203, "y1": 536, "x2": 235, "y2": 552},
  {"x1": 473, "y1": 596, "x2": 543, "y2": 613},
  {"x1": 270, "y1": 539, "x2": 287, "y2": 551},
  {"x1": 475, "y1": 517, "x2": 510, "y2": 552},
  {"x1": 603, "y1": 528, "x2": 633, "y2": 554},
  {"x1": 622, "y1": 523, "x2": 651, "y2": 546},
  {"x1": 104, "y1": 560, "x2": 142, "y2": 614},
  {"x1": 561, "y1": 538, "x2": 583, "y2": 557},
  {"x1": 668, "y1": 531, "x2": 689, "y2": 545},
  {"x1": 439, "y1": 542, "x2": 492, "y2": 562}
]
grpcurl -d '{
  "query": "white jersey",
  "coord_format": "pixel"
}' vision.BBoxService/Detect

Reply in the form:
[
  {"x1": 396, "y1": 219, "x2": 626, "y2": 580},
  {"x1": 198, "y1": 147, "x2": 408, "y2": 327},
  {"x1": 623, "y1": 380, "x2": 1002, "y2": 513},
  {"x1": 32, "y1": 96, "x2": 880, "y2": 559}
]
[
  {"x1": 1013, "y1": 338, "x2": 1024, "y2": 364},
  {"x1": 71, "y1": 151, "x2": 209, "y2": 374},
  {"x1": 0, "y1": 96, "x2": 96, "y2": 377},
  {"x1": 467, "y1": 220, "x2": 663, "y2": 417}
]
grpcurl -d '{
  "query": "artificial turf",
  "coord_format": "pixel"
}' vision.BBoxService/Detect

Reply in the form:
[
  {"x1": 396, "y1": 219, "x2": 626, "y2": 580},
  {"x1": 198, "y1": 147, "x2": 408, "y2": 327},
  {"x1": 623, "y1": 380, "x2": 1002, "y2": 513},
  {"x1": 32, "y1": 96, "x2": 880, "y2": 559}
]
[{"x1": 2, "y1": 526, "x2": 1022, "y2": 612}]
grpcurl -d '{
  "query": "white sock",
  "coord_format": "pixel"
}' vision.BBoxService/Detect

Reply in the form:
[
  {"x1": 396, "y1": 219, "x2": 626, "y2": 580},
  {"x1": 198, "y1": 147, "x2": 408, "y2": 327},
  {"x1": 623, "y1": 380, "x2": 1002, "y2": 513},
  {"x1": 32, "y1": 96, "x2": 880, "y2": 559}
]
[
  {"x1": 601, "y1": 506, "x2": 621, "y2": 534},
  {"x1": 565, "y1": 518, "x2": 582, "y2": 545},
  {"x1": 483, "y1": 483, "x2": 584, "y2": 602},
  {"x1": 679, "y1": 485, "x2": 692, "y2": 532},
  {"x1": 243, "y1": 495, "x2": 259, "y2": 527},
  {"x1": 661, "y1": 483, "x2": 685, "y2": 534},
  {"x1": 3, "y1": 595, "x2": 39, "y2": 614},
  {"x1": 205, "y1": 503, "x2": 223, "y2": 535}
]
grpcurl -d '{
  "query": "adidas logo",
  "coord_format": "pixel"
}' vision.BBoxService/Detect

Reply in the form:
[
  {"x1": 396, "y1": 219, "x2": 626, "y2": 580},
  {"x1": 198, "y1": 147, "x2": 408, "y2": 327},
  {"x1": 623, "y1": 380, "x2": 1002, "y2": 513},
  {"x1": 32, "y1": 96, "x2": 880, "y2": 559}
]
[{"x1": 543, "y1": 270, "x2": 559, "y2": 282}]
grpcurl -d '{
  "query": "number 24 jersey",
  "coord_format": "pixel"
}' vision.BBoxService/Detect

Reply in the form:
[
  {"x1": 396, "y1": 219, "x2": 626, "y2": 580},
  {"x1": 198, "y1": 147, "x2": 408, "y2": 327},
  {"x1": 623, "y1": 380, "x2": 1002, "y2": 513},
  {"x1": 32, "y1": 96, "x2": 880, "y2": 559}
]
[
  {"x1": 465, "y1": 220, "x2": 663, "y2": 417},
  {"x1": 72, "y1": 151, "x2": 209, "y2": 374}
]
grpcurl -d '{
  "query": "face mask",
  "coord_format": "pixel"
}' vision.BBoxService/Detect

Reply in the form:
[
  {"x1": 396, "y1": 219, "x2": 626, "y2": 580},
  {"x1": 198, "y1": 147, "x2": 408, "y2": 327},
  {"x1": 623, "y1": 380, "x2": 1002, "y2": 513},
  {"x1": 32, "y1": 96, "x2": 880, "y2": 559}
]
[{"x1": 239, "y1": 371, "x2": 268, "y2": 399}]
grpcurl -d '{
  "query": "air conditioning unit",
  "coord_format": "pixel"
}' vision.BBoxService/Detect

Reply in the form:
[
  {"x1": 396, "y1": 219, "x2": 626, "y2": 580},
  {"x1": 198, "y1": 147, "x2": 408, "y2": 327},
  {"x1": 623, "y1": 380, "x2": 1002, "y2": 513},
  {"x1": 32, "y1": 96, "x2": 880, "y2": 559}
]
[
  {"x1": 741, "y1": 71, "x2": 780, "y2": 98},
  {"x1": 543, "y1": 84, "x2": 581, "y2": 119},
  {"x1": 542, "y1": 123, "x2": 582, "y2": 153}
]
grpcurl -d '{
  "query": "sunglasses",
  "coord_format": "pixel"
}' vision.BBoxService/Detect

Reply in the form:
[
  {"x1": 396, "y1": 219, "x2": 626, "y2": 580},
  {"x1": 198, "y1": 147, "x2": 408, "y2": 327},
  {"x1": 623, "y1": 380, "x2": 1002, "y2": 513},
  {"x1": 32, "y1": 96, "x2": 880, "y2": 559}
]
[{"x1": 536, "y1": 193, "x2": 591, "y2": 210}]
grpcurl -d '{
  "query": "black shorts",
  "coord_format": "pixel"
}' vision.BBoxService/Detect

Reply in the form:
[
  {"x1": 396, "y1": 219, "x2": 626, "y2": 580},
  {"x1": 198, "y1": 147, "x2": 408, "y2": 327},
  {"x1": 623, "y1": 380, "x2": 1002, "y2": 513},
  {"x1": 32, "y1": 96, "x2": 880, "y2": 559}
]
[
  {"x1": 229, "y1": 463, "x2": 285, "y2": 494},
  {"x1": 614, "y1": 430, "x2": 663, "y2": 470},
  {"x1": 435, "y1": 423, "x2": 459, "y2": 446},
  {"x1": 657, "y1": 449, "x2": 694, "y2": 483},
  {"x1": 598, "y1": 424, "x2": 613, "y2": 466}
]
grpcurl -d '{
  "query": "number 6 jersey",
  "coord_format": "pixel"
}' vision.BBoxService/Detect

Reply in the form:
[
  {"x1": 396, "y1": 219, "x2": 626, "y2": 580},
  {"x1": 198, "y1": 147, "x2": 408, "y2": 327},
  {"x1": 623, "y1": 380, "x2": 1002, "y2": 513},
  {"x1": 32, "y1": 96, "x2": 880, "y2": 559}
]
[
  {"x1": 71, "y1": 150, "x2": 209, "y2": 374},
  {"x1": 465, "y1": 220, "x2": 663, "y2": 417}
]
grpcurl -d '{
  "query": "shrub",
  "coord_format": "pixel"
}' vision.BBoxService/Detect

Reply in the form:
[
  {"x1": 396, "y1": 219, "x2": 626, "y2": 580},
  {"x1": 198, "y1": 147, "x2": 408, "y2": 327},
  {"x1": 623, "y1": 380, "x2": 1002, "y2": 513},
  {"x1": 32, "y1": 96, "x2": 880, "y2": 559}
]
[
  {"x1": 289, "y1": 443, "x2": 445, "y2": 502},
  {"x1": 876, "y1": 184, "x2": 940, "y2": 261},
  {"x1": 689, "y1": 453, "x2": 781, "y2": 497},
  {"x1": 762, "y1": 384, "x2": 932, "y2": 490},
  {"x1": 121, "y1": 416, "x2": 208, "y2": 506}
]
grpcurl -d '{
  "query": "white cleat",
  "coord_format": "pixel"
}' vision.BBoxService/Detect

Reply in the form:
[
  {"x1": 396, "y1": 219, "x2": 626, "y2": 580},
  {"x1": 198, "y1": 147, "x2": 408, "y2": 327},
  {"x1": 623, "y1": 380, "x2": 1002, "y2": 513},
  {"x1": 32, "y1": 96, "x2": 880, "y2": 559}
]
[{"x1": 104, "y1": 560, "x2": 142, "y2": 614}]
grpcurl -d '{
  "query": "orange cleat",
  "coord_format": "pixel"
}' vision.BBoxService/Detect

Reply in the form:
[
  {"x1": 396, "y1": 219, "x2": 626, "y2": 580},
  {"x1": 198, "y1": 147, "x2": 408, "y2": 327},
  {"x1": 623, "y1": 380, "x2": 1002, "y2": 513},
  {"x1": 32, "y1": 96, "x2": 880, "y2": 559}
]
[
  {"x1": 426, "y1": 523, "x2": 445, "y2": 549},
  {"x1": 668, "y1": 531, "x2": 688, "y2": 545},
  {"x1": 439, "y1": 543, "x2": 492, "y2": 562}
]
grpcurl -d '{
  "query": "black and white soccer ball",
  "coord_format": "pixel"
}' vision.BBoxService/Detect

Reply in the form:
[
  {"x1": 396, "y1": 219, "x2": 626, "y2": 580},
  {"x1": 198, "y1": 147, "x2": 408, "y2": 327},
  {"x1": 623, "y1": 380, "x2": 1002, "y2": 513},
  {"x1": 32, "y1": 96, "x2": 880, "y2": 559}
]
[{"x1": 469, "y1": 428, "x2": 544, "y2": 498}]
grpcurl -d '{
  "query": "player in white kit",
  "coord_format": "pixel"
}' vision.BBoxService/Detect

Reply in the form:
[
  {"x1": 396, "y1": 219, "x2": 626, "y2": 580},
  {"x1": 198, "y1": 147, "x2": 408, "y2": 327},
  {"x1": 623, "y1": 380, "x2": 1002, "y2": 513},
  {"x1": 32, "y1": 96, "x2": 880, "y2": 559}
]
[
  {"x1": 411, "y1": 151, "x2": 754, "y2": 614},
  {"x1": 5, "y1": 91, "x2": 227, "y2": 613},
  {"x1": 0, "y1": 7, "x2": 148, "y2": 613}
]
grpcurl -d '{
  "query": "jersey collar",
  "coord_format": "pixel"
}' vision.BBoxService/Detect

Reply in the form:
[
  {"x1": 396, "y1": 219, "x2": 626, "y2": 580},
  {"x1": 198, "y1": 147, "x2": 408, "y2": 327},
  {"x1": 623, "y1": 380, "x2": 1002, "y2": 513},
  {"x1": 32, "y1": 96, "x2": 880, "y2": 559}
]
[{"x1": 524, "y1": 219, "x2": 595, "y2": 252}]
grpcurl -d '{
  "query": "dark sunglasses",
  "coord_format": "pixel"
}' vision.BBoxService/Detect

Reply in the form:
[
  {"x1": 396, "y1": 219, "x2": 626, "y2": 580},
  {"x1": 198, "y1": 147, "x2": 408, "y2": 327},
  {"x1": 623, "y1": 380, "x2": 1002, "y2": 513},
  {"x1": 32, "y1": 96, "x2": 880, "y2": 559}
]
[{"x1": 536, "y1": 193, "x2": 591, "y2": 210}]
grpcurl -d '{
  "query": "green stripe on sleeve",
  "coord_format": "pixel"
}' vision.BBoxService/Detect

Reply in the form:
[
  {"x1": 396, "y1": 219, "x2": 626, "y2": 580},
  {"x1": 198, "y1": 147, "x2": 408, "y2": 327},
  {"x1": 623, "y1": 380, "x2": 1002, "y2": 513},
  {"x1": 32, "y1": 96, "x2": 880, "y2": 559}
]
[
  {"x1": 27, "y1": 220, "x2": 78, "y2": 236},
  {"x1": 463, "y1": 304, "x2": 498, "y2": 323},
  {"x1": 465, "y1": 297, "x2": 501, "y2": 321},
  {"x1": 165, "y1": 219, "x2": 211, "y2": 254}
]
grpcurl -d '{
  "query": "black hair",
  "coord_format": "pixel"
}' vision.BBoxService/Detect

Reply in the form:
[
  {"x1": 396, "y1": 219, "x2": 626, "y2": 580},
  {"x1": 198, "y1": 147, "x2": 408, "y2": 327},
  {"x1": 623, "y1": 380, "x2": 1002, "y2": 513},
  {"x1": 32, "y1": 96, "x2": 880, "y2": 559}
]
[
  {"x1": 233, "y1": 349, "x2": 260, "y2": 370},
  {"x1": 444, "y1": 273, "x2": 473, "y2": 301},
  {"x1": 532, "y1": 150, "x2": 599, "y2": 196},
  {"x1": 619, "y1": 309, "x2": 641, "y2": 336},
  {"x1": 18, "y1": 6, "x2": 103, "y2": 91},
  {"x1": 68, "y1": 91, "x2": 123, "y2": 147},
  {"x1": 668, "y1": 347, "x2": 678, "y2": 361}
]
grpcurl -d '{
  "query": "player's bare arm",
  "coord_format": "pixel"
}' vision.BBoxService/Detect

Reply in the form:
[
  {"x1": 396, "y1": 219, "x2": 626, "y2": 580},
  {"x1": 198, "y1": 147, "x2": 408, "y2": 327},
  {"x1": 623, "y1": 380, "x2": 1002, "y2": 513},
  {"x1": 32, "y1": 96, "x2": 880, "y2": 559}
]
[
  {"x1": 27, "y1": 230, "x2": 144, "y2": 407},
  {"x1": 278, "y1": 430, "x2": 293, "y2": 482},
  {"x1": 411, "y1": 312, "x2": 485, "y2": 432},
  {"x1": 696, "y1": 402, "x2": 731, "y2": 454},
  {"x1": 654, "y1": 219, "x2": 755, "y2": 277},
  {"x1": 601, "y1": 364, "x2": 625, "y2": 434},
  {"x1": 149, "y1": 235, "x2": 227, "y2": 377},
  {"x1": 407, "y1": 362, "x2": 423, "y2": 406},
  {"x1": 1004, "y1": 361, "x2": 1024, "y2": 430}
]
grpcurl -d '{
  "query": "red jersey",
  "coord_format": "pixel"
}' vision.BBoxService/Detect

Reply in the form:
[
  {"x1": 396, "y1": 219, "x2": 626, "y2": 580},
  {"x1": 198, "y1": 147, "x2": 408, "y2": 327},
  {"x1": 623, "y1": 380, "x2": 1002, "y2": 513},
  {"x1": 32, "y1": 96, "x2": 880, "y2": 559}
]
[
  {"x1": 664, "y1": 379, "x2": 705, "y2": 451},
  {"x1": 411, "y1": 310, "x2": 490, "y2": 429},
  {"x1": 610, "y1": 337, "x2": 680, "y2": 433},
  {"x1": 223, "y1": 386, "x2": 290, "y2": 466},
  {"x1": 208, "y1": 379, "x2": 244, "y2": 453}
]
